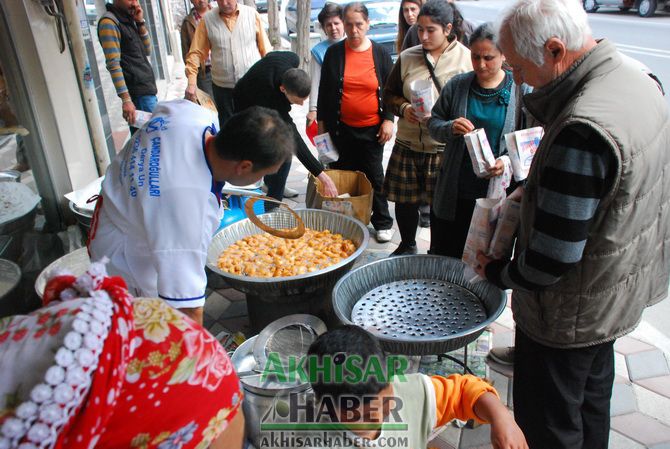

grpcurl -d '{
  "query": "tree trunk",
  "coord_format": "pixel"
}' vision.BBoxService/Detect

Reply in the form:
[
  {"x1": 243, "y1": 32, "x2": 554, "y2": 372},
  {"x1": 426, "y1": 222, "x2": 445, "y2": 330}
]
[
  {"x1": 267, "y1": 0, "x2": 281, "y2": 50},
  {"x1": 296, "y1": 0, "x2": 311, "y2": 70}
]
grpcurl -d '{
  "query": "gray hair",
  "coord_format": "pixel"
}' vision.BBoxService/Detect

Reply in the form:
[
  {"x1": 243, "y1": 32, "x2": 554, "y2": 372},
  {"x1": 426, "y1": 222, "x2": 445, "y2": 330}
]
[{"x1": 497, "y1": 0, "x2": 592, "y2": 67}]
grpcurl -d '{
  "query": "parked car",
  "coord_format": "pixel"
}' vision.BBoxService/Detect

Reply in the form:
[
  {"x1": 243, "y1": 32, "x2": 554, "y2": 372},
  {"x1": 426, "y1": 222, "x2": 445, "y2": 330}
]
[
  {"x1": 285, "y1": 0, "x2": 400, "y2": 61},
  {"x1": 583, "y1": 0, "x2": 668, "y2": 17},
  {"x1": 256, "y1": 0, "x2": 270, "y2": 13}
]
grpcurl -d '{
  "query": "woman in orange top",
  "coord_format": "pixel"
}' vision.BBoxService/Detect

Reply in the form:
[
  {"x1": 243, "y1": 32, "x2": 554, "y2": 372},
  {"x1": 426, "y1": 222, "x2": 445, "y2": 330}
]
[{"x1": 317, "y1": 2, "x2": 396, "y2": 243}]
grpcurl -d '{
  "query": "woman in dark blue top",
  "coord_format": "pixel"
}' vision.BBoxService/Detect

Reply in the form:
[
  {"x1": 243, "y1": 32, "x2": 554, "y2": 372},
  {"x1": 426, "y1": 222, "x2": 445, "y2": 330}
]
[{"x1": 428, "y1": 22, "x2": 531, "y2": 258}]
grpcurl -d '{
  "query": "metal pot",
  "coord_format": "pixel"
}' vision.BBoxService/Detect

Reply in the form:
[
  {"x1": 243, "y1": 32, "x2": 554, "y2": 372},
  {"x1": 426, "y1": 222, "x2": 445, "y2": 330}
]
[{"x1": 231, "y1": 335, "x2": 311, "y2": 449}]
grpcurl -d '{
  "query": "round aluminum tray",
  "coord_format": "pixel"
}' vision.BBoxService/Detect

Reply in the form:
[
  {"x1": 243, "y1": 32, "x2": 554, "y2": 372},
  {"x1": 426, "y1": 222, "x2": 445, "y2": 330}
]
[
  {"x1": 207, "y1": 209, "x2": 369, "y2": 297},
  {"x1": 332, "y1": 255, "x2": 506, "y2": 356}
]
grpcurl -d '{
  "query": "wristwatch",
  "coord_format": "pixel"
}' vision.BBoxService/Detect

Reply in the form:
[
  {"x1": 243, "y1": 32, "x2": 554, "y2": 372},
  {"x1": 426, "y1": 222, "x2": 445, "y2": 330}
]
[{"x1": 135, "y1": 20, "x2": 146, "y2": 26}]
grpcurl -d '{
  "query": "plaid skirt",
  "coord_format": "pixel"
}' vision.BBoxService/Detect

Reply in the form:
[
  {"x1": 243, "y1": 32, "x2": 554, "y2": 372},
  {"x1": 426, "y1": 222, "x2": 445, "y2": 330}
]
[{"x1": 383, "y1": 141, "x2": 442, "y2": 204}]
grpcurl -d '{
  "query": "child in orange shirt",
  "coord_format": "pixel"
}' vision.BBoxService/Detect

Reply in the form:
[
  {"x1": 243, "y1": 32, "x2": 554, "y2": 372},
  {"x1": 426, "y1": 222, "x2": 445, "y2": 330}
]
[{"x1": 305, "y1": 325, "x2": 528, "y2": 449}]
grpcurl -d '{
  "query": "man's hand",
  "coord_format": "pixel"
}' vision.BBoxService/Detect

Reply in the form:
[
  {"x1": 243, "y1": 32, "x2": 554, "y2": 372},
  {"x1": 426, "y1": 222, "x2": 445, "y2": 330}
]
[
  {"x1": 317, "y1": 172, "x2": 338, "y2": 197},
  {"x1": 452, "y1": 117, "x2": 475, "y2": 136},
  {"x1": 122, "y1": 100, "x2": 137, "y2": 125},
  {"x1": 132, "y1": 2, "x2": 144, "y2": 22},
  {"x1": 377, "y1": 119, "x2": 394, "y2": 144},
  {"x1": 474, "y1": 251, "x2": 494, "y2": 279},
  {"x1": 485, "y1": 158, "x2": 506, "y2": 179},
  {"x1": 185, "y1": 84, "x2": 198, "y2": 103},
  {"x1": 306, "y1": 111, "x2": 317, "y2": 127}
]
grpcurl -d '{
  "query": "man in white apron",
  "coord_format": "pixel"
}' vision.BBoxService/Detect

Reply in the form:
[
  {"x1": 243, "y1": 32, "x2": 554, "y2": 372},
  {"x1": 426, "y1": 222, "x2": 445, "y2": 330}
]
[{"x1": 89, "y1": 100, "x2": 293, "y2": 324}]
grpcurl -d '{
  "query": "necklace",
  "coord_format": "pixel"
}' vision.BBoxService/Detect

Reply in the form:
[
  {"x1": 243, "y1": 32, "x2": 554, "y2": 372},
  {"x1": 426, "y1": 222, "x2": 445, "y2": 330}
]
[{"x1": 471, "y1": 73, "x2": 513, "y2": 105}]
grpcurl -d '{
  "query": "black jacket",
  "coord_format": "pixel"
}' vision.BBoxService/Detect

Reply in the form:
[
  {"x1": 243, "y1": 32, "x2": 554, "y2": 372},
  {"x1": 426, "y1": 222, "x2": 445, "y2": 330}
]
[
  {"x1": 233, "y1": 51, "x2": 323, "y2": 176},
  {"x1": 317, "y1": 40, "x2": 394, "y2": 136},
  {"x1": 102, "y1": 4, "x2": 157, "y2": 97}
]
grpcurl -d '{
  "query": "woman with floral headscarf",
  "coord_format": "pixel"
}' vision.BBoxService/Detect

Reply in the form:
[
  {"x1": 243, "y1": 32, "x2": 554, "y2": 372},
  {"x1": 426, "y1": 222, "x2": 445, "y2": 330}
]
[{"x1": 0, "y1": 261, "x2": 243, "y2": 449}]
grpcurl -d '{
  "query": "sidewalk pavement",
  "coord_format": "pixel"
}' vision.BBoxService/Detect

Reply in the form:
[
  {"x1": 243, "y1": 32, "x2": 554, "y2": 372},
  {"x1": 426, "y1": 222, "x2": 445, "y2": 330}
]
[{"x1": 163, "y1": 58, "x2": 670, "y2": 449}]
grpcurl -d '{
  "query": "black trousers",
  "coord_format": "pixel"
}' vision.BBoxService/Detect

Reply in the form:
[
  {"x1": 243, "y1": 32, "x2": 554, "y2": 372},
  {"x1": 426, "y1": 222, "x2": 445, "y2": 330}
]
[
  {"x1": 395, "y1": 203, "x2": 419, "y2": 246},
  {"x1": 331, "y1": 123, "x2": 393, "y2": 231},
  {"x1": 263, "y1": 158, "x2": 292, "y2": 212},
  {"x1": 514, "y1": 329, "x2": 615, "y2": 449},
  {"x1": 212, "y1": 83, "x2": 235, "y2": 128},
  {"x1": 429, "y1": 198, "x2": 476, "y2": 258}
]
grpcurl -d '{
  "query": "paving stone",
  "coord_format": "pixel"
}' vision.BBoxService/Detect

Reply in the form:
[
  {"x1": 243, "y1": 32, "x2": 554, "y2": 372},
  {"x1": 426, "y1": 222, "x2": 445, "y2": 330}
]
[
  {"x1": 494, "y1": 307, "x2": 515, "y2": 330},
  {"x1": 615, "y1": 336, "x2": 654, "y2": 355},
  {"x1": 488, "y1": 369, "x2": 511, "y2": 407},
  {"x1": 219, "y1": 287, "x2": 246, "y2": 302},
  {"x1": 615, "y1": 352, "x2": 630, "y2": 380},
  {"x1": 649, "y1": 442, "x2": 670, "y2": 449},
  {"x1": 636, "y1": 375, "x2": 670, "y2": 399},
  {"x1": 611, "y1": 412, "x2": 670, "y2": 446},
  {"x1": 208, "y1": 322, "x2": 225, "y2": 337},
  {"x1": 458, "y1": 423, "x2": 492, "y2": 448},
  {"x1": 203, "y1": 312, "x2": 215, "y2": 330},
  {"x1": 219, "y1": 316, "x2": 252, "y2": 337},
  {"x1": 492, "y1": 329, "x2": 514, "y2": 349},
  {"x1": 204, "y1": 291, "x2": 231, "y2": 321},
  {"x1": 614, "y1": 374, "x2": 631, "y2": 384},
  {"x1": 610, "y1": 382, "x2": 637, "y2": 416},
  {"x1": 633, "y1": 383, "x2": 670, "y2": 427},
  {"x1": 431, "y1": 423, "x2": 460, "y2": 449},
  {"x1": 608, "y1": 430, "x2": 645, "y2": 449},
  {"x1": 488, "y1": 322, "x2": 513, "y2": 334},
  {"x1": 220, "y1": 300, "x2": 249, "y2": 319},
  {"x1": 626, "y1": 349, "x2": 670, "y2": 381}
]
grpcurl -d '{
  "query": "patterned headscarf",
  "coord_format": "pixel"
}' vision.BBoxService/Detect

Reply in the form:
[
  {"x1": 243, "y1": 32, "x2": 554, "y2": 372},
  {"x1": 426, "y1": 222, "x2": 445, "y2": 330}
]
[{"x1": 0, "y1": 260, "x2": 241, "y2": 449}]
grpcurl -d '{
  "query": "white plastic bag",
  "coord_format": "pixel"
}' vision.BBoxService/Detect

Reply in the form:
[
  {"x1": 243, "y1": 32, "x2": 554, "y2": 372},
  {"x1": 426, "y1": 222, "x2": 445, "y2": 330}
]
[
  {"x1": 409, "y1": 79, "x2": 435, "y2": 120},
  {"x1": 505, "y1": 126, "x2": 544, "y2": 182},
  {"x1": 486, "y1": 155, "x2": 513, "y2": 200},
  {"x1": 314, "y1": 132, "x2": 339, "y2": 164},
  {"x1": 464, "y1": 128, "x2": 496, "y2": 178}
]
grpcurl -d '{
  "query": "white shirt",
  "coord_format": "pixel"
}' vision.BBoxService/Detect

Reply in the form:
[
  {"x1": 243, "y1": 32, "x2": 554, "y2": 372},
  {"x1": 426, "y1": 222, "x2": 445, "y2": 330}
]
[{"x1": 90, "y1": 100, "x2": 222, "y2": 308}]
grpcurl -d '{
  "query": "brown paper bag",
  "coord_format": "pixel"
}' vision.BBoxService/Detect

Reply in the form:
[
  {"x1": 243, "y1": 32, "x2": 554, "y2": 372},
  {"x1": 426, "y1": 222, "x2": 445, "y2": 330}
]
[
  {"x1": 306, "y1": 169, "x2": 373, "y2": 225},
  {"x1": 195, "y1": 88, "x2": 217, "y2": 113}
]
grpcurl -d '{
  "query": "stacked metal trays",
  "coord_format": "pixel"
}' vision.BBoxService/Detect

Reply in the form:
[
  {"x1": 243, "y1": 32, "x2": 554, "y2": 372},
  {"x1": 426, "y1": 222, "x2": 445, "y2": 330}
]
[
  {"x1": 206, "y1": 209, "x2": 369, "y2": 297},
  {"x1": 332, "y1": 255, "x2": 506, "y2": 355}
]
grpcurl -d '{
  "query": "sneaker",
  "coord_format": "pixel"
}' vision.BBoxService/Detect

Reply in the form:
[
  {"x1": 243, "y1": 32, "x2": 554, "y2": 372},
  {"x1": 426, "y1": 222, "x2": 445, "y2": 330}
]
[
  {"x1": 390, "y1": 242, "x2": 417, "y2": 256},
  {"x1": 375, "y1": 228, "x2": 395, "y2": 243},
  {"x1": 419, "y1": 214, "x2": 430, "y2": 228},
  {"x1": 488, "y1": 346, "x2": 515, "y2": 365},
  {"x1": 283, "y1": 186, "x2": 299, "y2": 198}
]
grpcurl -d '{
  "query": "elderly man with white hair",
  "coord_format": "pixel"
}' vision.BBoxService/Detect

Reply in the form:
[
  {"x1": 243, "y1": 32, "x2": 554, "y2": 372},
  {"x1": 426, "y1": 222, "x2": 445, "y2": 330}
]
[{"x1": 474, "y1": 0, "x2": 670, "y2": 447}]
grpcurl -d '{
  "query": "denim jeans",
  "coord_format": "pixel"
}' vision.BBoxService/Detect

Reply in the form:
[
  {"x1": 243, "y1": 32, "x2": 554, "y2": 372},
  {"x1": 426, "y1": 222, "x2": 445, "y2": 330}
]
[{"x1": 130, "y1": 94, "x2": 158, "y2": 134}]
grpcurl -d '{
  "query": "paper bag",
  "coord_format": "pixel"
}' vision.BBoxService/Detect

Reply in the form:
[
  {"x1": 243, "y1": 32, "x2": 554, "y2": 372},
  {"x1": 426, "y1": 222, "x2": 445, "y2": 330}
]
[
  {"x1": 306, "y1": 169, "x2": 373, "y2": 225},
  {"x1": 409, "y1": 79, "x2": 434, "y2": 120},
  {"x1": 314, "y1": 132, "x2": 339, "y2": 164},
  {"x1": 488, "y1": 197, "x2": 521, "y2": 259},
  {"x1": 505, "y1": 126, "x2": 544, "y2": 182},
  {"x1": 462, "y1": 198, "x2": 503, "y2": 268},
  {"x1": 486, "y1": 155, "x2": 513, "y2": 200},
  {"x1": 195, "y1": 88, "x2": 218, "y2": 113},
  {"x1": 464, "y1": 128, "x2": 496, "y2": 178}
]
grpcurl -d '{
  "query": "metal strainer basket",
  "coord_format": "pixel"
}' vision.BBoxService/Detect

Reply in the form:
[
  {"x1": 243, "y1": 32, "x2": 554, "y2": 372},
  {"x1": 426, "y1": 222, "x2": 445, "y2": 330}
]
[
  {"x1": 332, "y1": 255, "x2": 506, "y2": 355},
  {"x1": 244, "y1": 196, "x2": 305, "y2": 239}
]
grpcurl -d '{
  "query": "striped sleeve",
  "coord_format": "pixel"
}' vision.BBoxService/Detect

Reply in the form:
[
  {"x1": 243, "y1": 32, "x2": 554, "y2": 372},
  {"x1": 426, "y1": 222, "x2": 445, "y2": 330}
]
[
  {"x1": 140, "y1": 26, "x2": 152, "y2": 56},
  {"x1": 486, "y1": 125, "x2": 614, "y2": 291},
  {"x1": 98, "y1": 18, "x2": 128, "y2": 98}
]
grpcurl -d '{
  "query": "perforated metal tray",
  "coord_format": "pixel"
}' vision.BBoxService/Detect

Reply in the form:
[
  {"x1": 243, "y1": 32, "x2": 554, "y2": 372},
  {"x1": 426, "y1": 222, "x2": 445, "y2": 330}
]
[{"x1": 333, "y1": 255, "x2": 506, "y2": 355}]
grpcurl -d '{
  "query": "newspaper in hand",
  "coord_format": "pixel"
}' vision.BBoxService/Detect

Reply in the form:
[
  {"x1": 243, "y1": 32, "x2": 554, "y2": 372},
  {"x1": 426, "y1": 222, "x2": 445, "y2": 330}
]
[
  {"x1": 505, "y1": 126, "x2": 544, "y2": 182},
  {"x1": 462, "y1": 197, "x2": 503, "y2": 268},
  {"x1": 488, "y1": 197, "x2": 521, "y2": 260},
  {"x1": 464, "y1": 128, "x2": 497, "y2": 178},
  {"x1": 314, "y1": 132, "x2": 339, "y2": 164},
  {"x1": 487, "y1": 155, "x2": 513, "y2": 200}
]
